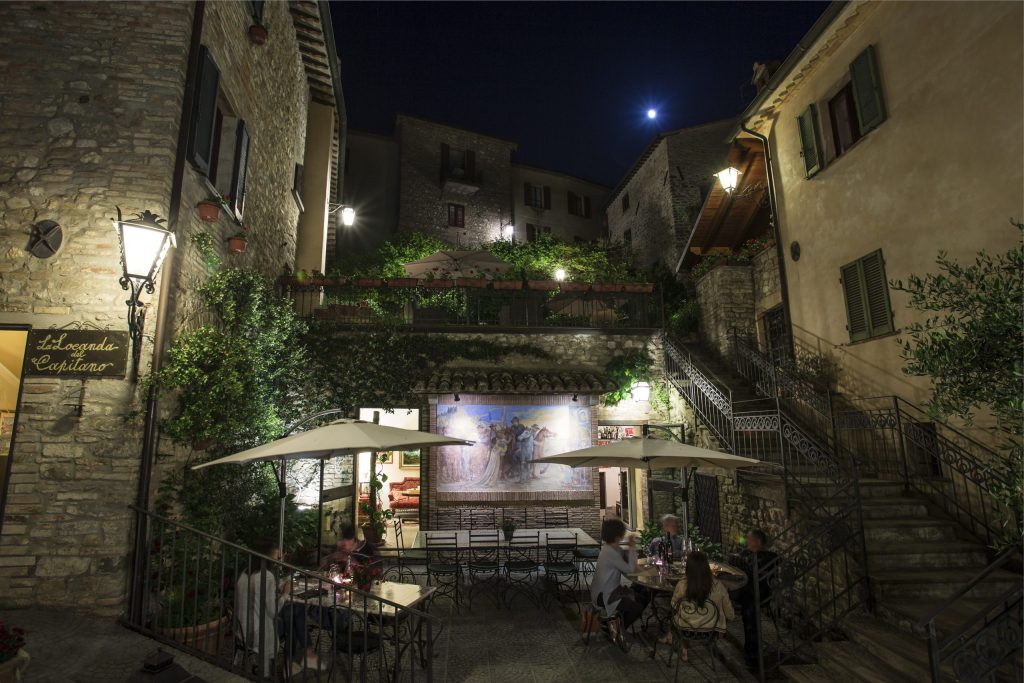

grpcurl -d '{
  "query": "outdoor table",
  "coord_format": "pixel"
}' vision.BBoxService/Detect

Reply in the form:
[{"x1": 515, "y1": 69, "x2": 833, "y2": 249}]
[
  {"x1": 628, "y1": 558, "x2": 748, "y2": 636},
  {"x1": 411, "y1": 527, "x2": 599, "y2": 549}
]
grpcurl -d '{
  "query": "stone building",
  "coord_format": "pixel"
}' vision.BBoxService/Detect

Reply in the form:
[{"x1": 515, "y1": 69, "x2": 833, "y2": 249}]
[
  {"x1": 605, "y1": 119, "x2": 735, "y2": 270},
  {"x1": 0, "y1": 0, "x2": 344, "y2": 614},
  {"x1": 510, "y1": 164, "x2": 609, "y2": 244}
]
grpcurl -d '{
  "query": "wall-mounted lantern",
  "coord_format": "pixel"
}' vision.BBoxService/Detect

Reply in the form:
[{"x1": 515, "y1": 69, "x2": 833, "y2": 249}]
[
  {"x1": 113, "y1": 208, "x2": 175, "y2": 382},
  {"x1": 340, "y1": 206, "x2": 356, "y2": 227},
  {"x1": 631, "y1": 381, "x2": 651, "y2": 402},
  {"x1": 714, "y1": 167, "x2": 741, "y2": 193}
]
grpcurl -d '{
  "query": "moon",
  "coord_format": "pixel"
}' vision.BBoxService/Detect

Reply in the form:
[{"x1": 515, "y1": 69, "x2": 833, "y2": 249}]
[{"x1": 647, "y1": 109, "x2": 657, "y2": 119}]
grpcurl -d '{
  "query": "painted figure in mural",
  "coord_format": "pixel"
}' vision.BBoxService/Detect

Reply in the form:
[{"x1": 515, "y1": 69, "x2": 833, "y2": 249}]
[
  {"x1": 531, "y1": 425, "x2": 556, "y2": 477},
  {"x1": 507, "y1": 417, "x2": 526, "y2": 480},
  {"x1": 517, "y1": 422, "x2": 536, "y2": 483}
]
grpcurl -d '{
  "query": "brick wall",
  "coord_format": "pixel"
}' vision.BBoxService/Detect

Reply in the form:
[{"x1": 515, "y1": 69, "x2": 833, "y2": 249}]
[
  {"x1": 0, "y1": 0, "x2": 315, "y2": 615},
  {"x1": 695, "y1": 265, "x2": 755, "y2": 359},
  {"x1": 396, "y1": 116, "x2": 515, "y2": 247}
]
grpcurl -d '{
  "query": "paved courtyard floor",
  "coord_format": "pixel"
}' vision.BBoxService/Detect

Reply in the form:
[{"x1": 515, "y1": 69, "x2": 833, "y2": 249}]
[{"x1": 6, "y1": 600, "x2": 748, "y2": 682}]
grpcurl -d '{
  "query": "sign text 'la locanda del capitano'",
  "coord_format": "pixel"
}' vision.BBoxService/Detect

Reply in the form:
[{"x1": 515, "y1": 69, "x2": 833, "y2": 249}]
[{"x1": 26, "y1": 329, "x2": 130, "y2": 379}]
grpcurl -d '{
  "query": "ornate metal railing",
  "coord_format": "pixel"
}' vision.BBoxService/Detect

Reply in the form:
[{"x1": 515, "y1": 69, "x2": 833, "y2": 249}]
[
  {"x1": 279, "y1": 277, "x2": 662, "y2": 331},
  {"x1": 663, "y1": 337, "x2": 734, "y2": 450},
  {"x1": 125, "y1": 507, "x2": 436, "y2": 682},
  {"x1": 920, "y1": 545, "x2": 1023, "y2": 683}
]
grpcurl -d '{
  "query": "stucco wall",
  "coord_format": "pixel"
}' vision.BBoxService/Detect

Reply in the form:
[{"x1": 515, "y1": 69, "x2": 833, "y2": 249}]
[
  {"x1": 510, "y1": 164, "x2": 608, "y2": 244},
  {"x1": 759, "y1": 1, "x2": 1024, "y2": 419}
]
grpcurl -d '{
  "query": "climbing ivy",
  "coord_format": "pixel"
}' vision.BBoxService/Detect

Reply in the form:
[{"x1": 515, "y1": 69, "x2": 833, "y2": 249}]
[{"x1": 603, "y1": 347, "x2": 672, "y2": 415}]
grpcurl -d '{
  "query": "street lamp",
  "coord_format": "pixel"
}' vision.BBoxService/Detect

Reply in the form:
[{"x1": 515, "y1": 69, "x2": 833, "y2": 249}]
[
  {"x1": 502, "y1": 224, "x2": 514, "y2": 241},
  {"x1": 340, "y1": 206, "x2": 356, "y2": 227},
  {"x1": 113, "y1": 208, "x2": 175, "y2": 382},
  {"x1": 714, "y1": 167, "x2": 741, "y2": 193},
  {"x1": 631, "y1": 380, "x2": 651, "y2": 402}
]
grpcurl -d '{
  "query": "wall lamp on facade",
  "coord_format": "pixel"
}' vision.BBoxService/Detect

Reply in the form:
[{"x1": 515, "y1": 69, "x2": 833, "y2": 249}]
[
  {"x1": 554, "y1": 268, "x2": 567, "y2": 281},
  {"x1": 631, "y1": 381, "x2": 651, "y2": 402},
  {"x1": 502, "y1": 224, "x2": 514, "y2": 241},
  {"x1": 714, "y1": 167, "x2": 741, "y2": 193},
  {"x1": 340, "y1": 206, "x2": 356, "y2": 227},
  {"x1": 113, "y1": 208, "x2": 175, "y2": 382}
]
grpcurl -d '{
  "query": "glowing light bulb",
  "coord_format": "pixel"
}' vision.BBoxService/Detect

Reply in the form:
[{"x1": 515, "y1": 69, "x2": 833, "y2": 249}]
[{"x1": 554, "y1": 268, "x2": 566, "y2": 281}]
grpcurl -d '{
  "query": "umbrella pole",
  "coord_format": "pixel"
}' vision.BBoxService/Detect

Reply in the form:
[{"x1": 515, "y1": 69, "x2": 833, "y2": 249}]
[
  {"x1": 680, "y1": 467, "x2": 692, "y2": 550},
  {"x1": 646, "y1": 460, "x2": 655, "y2": 529},
  {"x1": 278, "y1": 458, "x2": 287, "y2": 554},
  {"x1": 316, "y1": 457, "x2": 325, "y2": 566}
]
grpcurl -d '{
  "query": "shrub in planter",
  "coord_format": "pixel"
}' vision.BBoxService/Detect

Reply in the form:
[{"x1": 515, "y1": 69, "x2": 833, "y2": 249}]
[
  {"x1": 420, "y1": 278, "x2": 454, "y2": 289},
  {"x1": 527, "y1": 280, "x2": 559, "y2": 291},
  {"x1": 386, "y1": 277, "x2": 419, "y2": 288},
  {"x1": 456, "y1": 277, "x2": 488, "y2": 288},
  {"x1": 560, "y1": 281, "x2": 590, "y2": 292},
  {"x1": 492, "y1": 278, "x2": 523, "y2": 290},
  {"x1": 353, "y1": 277, "x2": 383, "y2": 287},
  {"x1": 197, "y1": 194, "x2": 229, "y2": 222}
]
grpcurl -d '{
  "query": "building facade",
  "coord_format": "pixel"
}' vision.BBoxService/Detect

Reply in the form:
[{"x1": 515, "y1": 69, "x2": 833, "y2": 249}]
[
  {"x1": 510, "y1": 164, "x2": 609, "y2": 244},
  {"x1": 605, "y1": 119, "x2": 735, "y2": 270},
  {"x1": 0, "y1": 0, "x2": 344, "y2": 614}
]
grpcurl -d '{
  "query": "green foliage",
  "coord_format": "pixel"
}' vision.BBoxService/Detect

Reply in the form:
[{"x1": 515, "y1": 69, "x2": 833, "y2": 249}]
[
  {"x1": 667, "y1": 301, "x2": 700, "y2": 338},
  {"x1": 330, "y1": 232, "x2": 452, "y2": 278},
  {"x1": 189, "y1": 230, "x2": 221, "y2": 270},
  {"x1": 603, "y1": 347, "x2": 672, "y2": 415},
  {"x1": 358, "y1": 466, "x2": 393, "y2": 538},
  {"x1": 486, "y1": 234, "x2": 632, "y2": 282},
  {"x1": 892, "y1": 221, "x2": 1023, "y2": 549},
  {"x1": 689, "y1": 234, "x2": 775, "y2": 280},
  {"x1": 636, "y1": 520, "x2": 722, "y2": 560}
]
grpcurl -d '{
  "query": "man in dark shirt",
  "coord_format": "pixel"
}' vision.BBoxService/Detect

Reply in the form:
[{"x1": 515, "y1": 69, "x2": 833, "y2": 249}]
[{"x1": 731, "y1": 528, "x2": 778, "y2": 670}]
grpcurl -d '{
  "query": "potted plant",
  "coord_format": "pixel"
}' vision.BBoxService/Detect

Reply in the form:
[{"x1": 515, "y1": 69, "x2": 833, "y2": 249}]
[
  {"x1": 353, "y1": 276, "x2": 383, "y2": 287},
  {"x1": 420, "y1": 272, "x2": 454, "y2": 289},
  {"x1": 501, "y1": 518, "x2": 517, "y2": 542},
  {"x1": 157, "y1": 584, "x2": 228, "y2": 657},
  {"x1": 492, "y1": 275, "x2": 523, "y2": 290},
  {"x1": 387, "y1": 277, "x2": 419, "y2": 288},
  {"x1": 527, "y1": 279, "x2": 559, "y2": 291},
  {"x1": 456, "y1": 271, "x2": 488, "y2": 288},
  {"x1": 248, "y1": 23, "x2": 268, "y2": 45},
  {"x1": 0, "y1": 620, "x2": 28, "y2": 683},
  {"x1": 350, "y1": 561, "x2": 383, "y2": 592},
  {"x1": 197, "y1": 194, "x2": 229, "y2": 222},
  {"x1": 358, "y1": 464, "x2": 393, "y2": 544},
  {"x1": 226, "y1": 225, "x2": 248, "y2": 254}
]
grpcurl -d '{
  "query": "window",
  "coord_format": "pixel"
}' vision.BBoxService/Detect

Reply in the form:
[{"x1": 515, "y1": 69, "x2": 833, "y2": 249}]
[
  {"x1": 526, "y1": 224, "x2": 551, "y2": 242},
  {"x1": 797, "y1": 104, "x2": 823, "y2": 178},
  {"x1": 187, "y1": 46, "x2": 250, "y2": 219},
  {"x1": 829, "y1": 83, "x2": 862, "y2": 157},
  {"x1": 849, "y1": 45, "x2": 886, "y2": 135},
  {"x1": 840, "y1": 249, "x2": 894, "y2": 342},
  {"x1": 621, "y1": 193, "x2": 630, "y2": 212},
  {"x1": 523, "y1": 182, "x2": 550, "y2": 209},
  {"x1": 568, "y1": 191, "x2": 591, "y2": 218},
  {"x1": 440, "y1": 143, "x2": 476, "y2": 182},
  {"x1": 623, "y1": 229, "x2": 632, "y2": 250},
  {"x1": 447, "y1": 203, "x2": 464, "y2": 228}
]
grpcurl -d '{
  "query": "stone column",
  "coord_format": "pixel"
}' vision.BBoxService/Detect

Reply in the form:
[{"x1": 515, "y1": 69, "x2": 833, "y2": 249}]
[{"x1": 295, "y1": 102, "x2": 335, "y2": 276}]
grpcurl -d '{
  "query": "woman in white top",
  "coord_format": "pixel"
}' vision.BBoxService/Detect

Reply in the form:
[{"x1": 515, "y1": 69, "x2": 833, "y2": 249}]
[{"x1": 590, "y1": 519, "x2": 648, "y2": 636}]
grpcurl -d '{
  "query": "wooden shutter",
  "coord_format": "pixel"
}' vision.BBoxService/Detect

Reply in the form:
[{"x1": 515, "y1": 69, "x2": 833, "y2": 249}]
[
  {"x1": 861, "y1": 249, "x2": 893, "y2": 336},
  {"x1": 583, "y1": 195, "x2": 591, "y2": 218},
  {"x1": 849, "y1": 45, "x2": 886, "y2": 135},
  {"x1": 543, "y1": 186, "x2": 551, "y2": 209},
  {"x1": 465, "y1": 150, "x2": 476, "y2": 181},
  {"x1": 440, "y1": 143, "x2": 450, "y2": 183},
  {"x1": 797, "y1": 105, "x2": 822, "y2": 178},
  {"x1": 188, "y1": 46, "x2": 220, "y2": 174},
  {"x1": 524, "y1": 182, "x2": 532, "y2": 205},
  {"x1": 230, "y1": 120, "x2": 250, "y2": 218},
  {"x1": 840, "y1": 260, "x2": 870, "y2": 342}
]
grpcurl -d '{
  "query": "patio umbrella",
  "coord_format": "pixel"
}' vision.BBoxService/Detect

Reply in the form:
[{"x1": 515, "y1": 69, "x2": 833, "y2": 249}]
[
  {"x1": 403, "y1": 250, "x2": 513, "y2": 279},
  {"x1": 536, "y1": 429, "x2": 758, "y2": 548},
  {"x1": 193, "y1": 416, "x2": 471, "y2": 552}
]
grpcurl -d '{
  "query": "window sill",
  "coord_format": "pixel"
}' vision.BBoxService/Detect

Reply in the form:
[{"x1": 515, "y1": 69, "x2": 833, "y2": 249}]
[
  {"x1": 199, "y1": 174, "x2": 243, "y2": 225},
  {"x1": 843, "y1": 327, "x2": 900, "y2": 347},
  {"x1": 806, "y1": 124, "x2": 880, "y2": 181}
]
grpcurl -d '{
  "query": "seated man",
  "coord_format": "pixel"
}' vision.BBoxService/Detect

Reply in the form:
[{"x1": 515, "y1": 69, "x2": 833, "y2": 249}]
[
  {"x1": 730, "y1": 528, "x2": 778, "y2": 670},
  {"x1": 320, "y1": 524, "x2": 376, "y2": 573},
  {"x1": 647, "y1": 513, "x2": 684, "y2": 559}
]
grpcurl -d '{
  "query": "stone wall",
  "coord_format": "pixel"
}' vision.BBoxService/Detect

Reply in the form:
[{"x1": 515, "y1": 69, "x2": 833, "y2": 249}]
[
  {"x1": 0, "y1": 0, "x2": 317, "y2": 615},
  {"x1": 396, "y1": 115, "x2": 515, "y2": 247},
  {"x1": 752, "y1": 245, "x2": 782, "y2": 322},
  {"x1": 714, "y1": 473, "x2": 789, "y2": 553},
  {"x1": 695, "y1": 265, "x2": 755, "y2": 359}
]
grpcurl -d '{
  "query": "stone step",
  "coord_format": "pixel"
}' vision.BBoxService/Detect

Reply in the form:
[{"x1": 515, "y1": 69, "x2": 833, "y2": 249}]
[
  {"x1": 814, "y1": 640, "x2": 906, "y2": 683},
  {"x1": 863, "y1": 518, "x2": 958, "y2": 543},
  {"x1": 794, "y1": 480, "x2": 908, "y2": 499},
  {"x1": 842, "y1": 614, "x2": 936, "y2": 680},
  {"x1": 859, "y1": 498, "x2": 932, "y2": 519},
  {"x1": 871, "y1": 567, "x2": 1021, "y2": 601},
  {"x1": 779, "y1": 664, "x2": 835, "y2": 683},
  {"x1": 876, "y1": 597, "x2": 997, "y2": 639},
  {"x1": 865, "y1": 540, "x2": 990, "y2": 570}
]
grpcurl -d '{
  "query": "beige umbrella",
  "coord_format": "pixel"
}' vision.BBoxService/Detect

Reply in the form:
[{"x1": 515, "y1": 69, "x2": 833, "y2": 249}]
[
  {"x1": 537, "y1": 431, "x2": 758, "y2": 547},
  {"x1": 194, "y1": 416, "x2": 471, "y2": 551},
  {"x1": 403, "y1": 250, "x2": 513, "y2": 279}
]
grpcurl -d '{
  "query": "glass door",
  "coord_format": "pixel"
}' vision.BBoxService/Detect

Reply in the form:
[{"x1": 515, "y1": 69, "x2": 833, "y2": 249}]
[{"x1": 0, "y1": 327, "x2": 30, "y2": 535}]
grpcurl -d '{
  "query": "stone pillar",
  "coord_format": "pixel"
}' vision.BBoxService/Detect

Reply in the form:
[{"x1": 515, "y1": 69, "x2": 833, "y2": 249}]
[{"x1": 295, "y1": 102, "x2": 335, "y2": 275}]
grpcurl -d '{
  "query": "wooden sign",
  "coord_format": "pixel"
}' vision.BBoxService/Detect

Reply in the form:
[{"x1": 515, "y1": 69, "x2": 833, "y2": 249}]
[{"x1": 26, "y1": 329, "x2": 130, "y2": 379}]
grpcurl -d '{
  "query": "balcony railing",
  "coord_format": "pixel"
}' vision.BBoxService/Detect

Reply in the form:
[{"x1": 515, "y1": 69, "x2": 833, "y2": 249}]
[{"x1": 280, "y1": 277, "x2": 663, "y2": 331}]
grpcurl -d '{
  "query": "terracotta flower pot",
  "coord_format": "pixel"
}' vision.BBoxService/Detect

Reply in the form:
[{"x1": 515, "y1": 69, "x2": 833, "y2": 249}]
[
  {"x1": 387, "y1": 278, "x2": 419, "y2": 288},
  {"x1": 197, "y1": 201, "x2": 221, "y2": 222},
  {"x1": 592, "y1": 283, "x2": 624, "y2": 292},
  {"x1": 420, "y1": 279, "x2": 454, "y2": 289},
  {"x1": 527, "y1": 280, "x2": 559, "y2": 291},
  {"x1": 456, "y1": 277, "x2": 488, "y2": 288},
  {"x1": 491, "y1": 280, "x2": 523, "y2": 290},
  {"x1": 559, "y1": 282, "x2": 590, "y2": 292},
  {"x1": 622, "y1": 283, "x2": 654, "y2": 293},
  {"x1": 159, "y1": 615, "x2": 229, "y2": 657},
  {"x1": 248, "y1": 24, "x2": 268, "y2": 45},
  {"x1": 227, "y1": 236, "x2": 247, "y2": 254},
  {"x1": 353, "y1": 278, "x2": 383, "y2": 288}
]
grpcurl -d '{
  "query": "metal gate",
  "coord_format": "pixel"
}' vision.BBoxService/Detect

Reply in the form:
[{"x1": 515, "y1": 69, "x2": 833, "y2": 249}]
[{"x1": 693, "y1": 473, "x2": 722, "y2": 544}]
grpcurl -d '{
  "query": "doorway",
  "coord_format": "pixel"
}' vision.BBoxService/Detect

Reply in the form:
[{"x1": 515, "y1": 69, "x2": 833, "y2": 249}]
[
  {"x1": 0, "y1": 326, "x2": 30, "y2": 535},
  {"x1": 763, "y1": 306, "x2": 791, "y2": 365}
]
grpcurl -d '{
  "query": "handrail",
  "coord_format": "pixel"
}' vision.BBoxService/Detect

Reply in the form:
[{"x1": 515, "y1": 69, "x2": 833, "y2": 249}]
[{"x1": 917, "y1": 544, "x2": 1022, "y2": 626}]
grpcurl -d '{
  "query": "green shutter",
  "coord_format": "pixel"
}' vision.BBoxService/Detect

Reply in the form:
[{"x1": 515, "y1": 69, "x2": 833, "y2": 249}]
[
  {"x1": 861, "y1": 249, "x2": 893, "y2": 336},
  {"x1": 230, "y1": 120, "x2": 250, "y2": 219},
  {"x1": 188, "y1": 46, "x2": 220, "y2": 174},
  {"x1": 841, "y1": 260, "x2": 870, "y2": 342},
  {"x1": 849, "y1": 45, "x2": 886, "y2": 134},
  {"x1": 797, "y1": 105, "x2": 823, "y2": 178}
]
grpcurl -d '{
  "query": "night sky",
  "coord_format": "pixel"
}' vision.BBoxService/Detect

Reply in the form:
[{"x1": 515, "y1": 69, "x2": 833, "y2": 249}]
[{"x1": 331, "y1": 1, "x2": 829, "y2": 187}]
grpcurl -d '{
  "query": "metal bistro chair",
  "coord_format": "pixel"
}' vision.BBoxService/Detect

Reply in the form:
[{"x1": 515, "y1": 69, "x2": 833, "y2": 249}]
[
  {"x1": 425, "y1": 532, "x2": 463, "y2": 612},
  {"x1": 666, "y1": 599, "x2": 722, "y2": 678},
  {"x1": 465, "y1": 529, "x2": 502, "y2": 610},
  {"x1": 383, "y1": 518, "x2": 425, "y2": 584},
  {"x1": 466, "y1": 508, "x2": 496, "y2": 530},
  {"x1": 502, "y1": 531, "x2": 543, "y2": 608},
  {"x1": 543, "y1": 507, "x2": 569, "y2": 529},
  {"x1": 542, "y1": 533, "x2": 580, "y2": 613},
  {"x1": 501, "y1": 507, "x2": 527, "y2": 530}
]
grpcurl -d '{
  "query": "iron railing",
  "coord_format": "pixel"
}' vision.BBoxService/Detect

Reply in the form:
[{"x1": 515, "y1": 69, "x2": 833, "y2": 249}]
[
  {"x1": 920, "y1": 545, "x2": 1023, "y2": 683},
  {"x1": 279, "y1": 277, "x2": 662, "y2": 330},
  {"x1": 125, "y1": 507, "x2": 435, "y2": 682},
  {"x1": 663, "y1": 338, "x2": 734, "y2": 450}
]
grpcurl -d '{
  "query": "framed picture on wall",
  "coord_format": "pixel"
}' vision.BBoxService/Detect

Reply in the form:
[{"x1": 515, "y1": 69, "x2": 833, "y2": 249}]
[
  {"x1": 377, "y1": 451, "x2": 393, "y2": 464},
  {"x1": 400, "y1": 449, "x2": 420, "y2": 469}
]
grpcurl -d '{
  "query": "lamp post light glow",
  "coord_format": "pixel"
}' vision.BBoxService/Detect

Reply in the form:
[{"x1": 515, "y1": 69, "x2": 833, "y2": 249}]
[
  {"x1": 502, "y1": 224, "x2": 514, "y2": 240},
  {"x1": 714, "y1": 167, "x2": 741, "y2": 193},
  {"x1": 554, "y1": 268, "x2": 567, "y2": 281},
  {"x1": 113, "y1": 208, "x2": 175, "y2": 382},
  {"x1": 631, "y1": 381, "x2": 651, "y2": 402},
  {"x1": 340, "y1": 206, "x2": 356, "y2": 227}
]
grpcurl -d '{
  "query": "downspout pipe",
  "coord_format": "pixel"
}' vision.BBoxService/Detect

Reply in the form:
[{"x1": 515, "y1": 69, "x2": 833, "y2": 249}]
[
  {"x1": 740, "y1": 122, "x2": 794, "y2": 354},
  {"x1": 127, "y1": 0, "x2": 205, "y2": 624}
]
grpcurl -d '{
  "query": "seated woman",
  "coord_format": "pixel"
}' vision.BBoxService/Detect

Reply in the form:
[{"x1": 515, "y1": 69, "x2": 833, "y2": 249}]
[
  {"x1": 668, "y1": 550, "x2": 735, "y2": 658},
  {"x1": 590, "y1": 519, "x2": 648, "y2": 644}
]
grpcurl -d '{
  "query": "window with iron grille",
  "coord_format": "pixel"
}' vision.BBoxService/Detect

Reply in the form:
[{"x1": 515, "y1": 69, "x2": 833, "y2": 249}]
[{"x1": 447, "y1": 203, "x2": 464, "y2": 228}]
